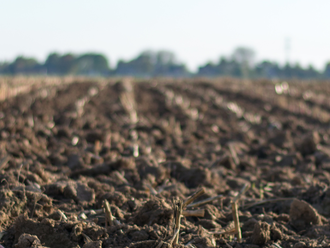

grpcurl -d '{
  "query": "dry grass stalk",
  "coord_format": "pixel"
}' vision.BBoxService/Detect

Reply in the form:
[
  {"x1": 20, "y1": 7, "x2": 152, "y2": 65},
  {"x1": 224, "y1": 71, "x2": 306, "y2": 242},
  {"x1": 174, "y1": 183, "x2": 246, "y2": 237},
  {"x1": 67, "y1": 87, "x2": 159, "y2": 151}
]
[
  {"x1": 233, "y1": 183, "x2": 250, "y2": 204},
  {"x1": 113, "y1": 171, "x2": 129, "y2": 185},
  {"x1": 187, "y1": 194, "x2": 223, "y2": 208},
  {"x1": 170, "y1": 227, "x2": 180, "y2": 246},
  {"x1": 94, "y1": 140, "x2": 101, "y2": 156},
  {"x1": 120, "y1": 91, "x2": 138, "y2": 124},
  {"x1": 30, "y1": 197, "x2": 38, "y2": 218},
  {"x1": 183, "y1": 188, "x2": 205, "y2": 208},
  {"x1": 0, "y1": 231, "x2": 5, "y2": 240},
  {"x1": 119, "y1": 80, "x2": 140, "y2": 158},
  {"x1": 145, "y1": 183, "x2": 158, "y2": 195},
  {"x1": 172, "y1": 200, "x2": 183, "y2": 246},
  {"x1": 170, "y1": 189, "x2": 207, "y2": 245},
  {"x1": 231, "y1": 183, "x2": 250, "y2": 243},
  {"x1": 211, "y1": 228, "x2": 237, "y2": 236},
  {"x1": 155, "y1": 240, "x2": 164, "y2": 248},
  {"x1": 81, "y1": 232, "x2": 93, "y2": 243},
  {"x1": 208, "y1": 154, "x2": 229, "y2": 168},
  {"x1": 157, "y1": 179, "x2": 170, "y2": 194},
  {"x1": 83, "y1": 209, "x2": 104, "y2": 215},
  {"x1": 232, "y1": 202, "x2": 241, "y2": 242},
  {"x1": 17, "y1": 163, "x2": 24, "y2": 183},
  {"x1": 271, "y1": 244, "x2": 283, "y2": 248},
  {"x1": 0, "y1": 155, "x2": 9, "y2": 170},
  {"x1": 57, "y1": 209, "x2": 68, "y2": 221},
  {"x1": 243, "y1": 197, "x2": 296, "y2": 209},
  {"x1": 186, "y1": 244, "x2": 198, "y2": 248},
  {"x1": 229, "y1": 143, "x2": 240, "y2": 166},
  {"x1": 132, "y1": 143, "x2": 139, "y2": 158},
  {"x1": 182, "y1": 209, "x2": 205, "y2": 217},
  {"x1": 120, "y1": 92, "x2": 135, "y2": 115},
  {"x1": 103, "y1": 199, "x2": 114, "y2": 227}
]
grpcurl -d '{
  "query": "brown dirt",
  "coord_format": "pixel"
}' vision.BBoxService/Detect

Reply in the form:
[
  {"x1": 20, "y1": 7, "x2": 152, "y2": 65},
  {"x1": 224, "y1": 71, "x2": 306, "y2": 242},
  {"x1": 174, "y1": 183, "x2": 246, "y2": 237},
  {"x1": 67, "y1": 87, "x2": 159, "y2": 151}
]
[{"x1": 1, "y1": 78, "x2": 330, "y2": 247}]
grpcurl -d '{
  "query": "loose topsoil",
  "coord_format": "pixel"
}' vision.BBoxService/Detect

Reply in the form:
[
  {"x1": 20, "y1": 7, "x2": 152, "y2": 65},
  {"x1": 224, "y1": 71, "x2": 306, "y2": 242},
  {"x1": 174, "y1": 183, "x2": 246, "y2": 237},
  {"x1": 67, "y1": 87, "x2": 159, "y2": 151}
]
[{"x1": 1, "y1": 78, "x2": 330, "y2": 248}]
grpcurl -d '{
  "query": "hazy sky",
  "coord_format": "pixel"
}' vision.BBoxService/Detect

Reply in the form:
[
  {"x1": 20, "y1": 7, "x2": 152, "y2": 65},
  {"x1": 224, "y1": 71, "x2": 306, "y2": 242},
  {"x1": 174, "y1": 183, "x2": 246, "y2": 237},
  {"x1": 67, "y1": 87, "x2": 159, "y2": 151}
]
[{"x1": 1, "y1": 0, "x2": 329, "y2": 71}]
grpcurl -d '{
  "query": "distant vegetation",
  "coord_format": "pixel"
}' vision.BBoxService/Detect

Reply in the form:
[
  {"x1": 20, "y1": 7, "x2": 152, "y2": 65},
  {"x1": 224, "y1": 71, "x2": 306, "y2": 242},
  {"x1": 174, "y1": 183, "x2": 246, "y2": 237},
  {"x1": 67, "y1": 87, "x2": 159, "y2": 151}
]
[{"x1": 0, "y1": 48, "x2": 329, "y2": 79}]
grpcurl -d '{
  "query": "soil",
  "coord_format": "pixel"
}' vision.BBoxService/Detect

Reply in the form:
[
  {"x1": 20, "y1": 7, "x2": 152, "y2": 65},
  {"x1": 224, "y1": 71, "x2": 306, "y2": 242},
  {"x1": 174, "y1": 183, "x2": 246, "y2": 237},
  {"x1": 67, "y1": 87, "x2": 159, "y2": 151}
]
[{"x1": 1, "y1": 78, "x2": 330, "y2": 247}]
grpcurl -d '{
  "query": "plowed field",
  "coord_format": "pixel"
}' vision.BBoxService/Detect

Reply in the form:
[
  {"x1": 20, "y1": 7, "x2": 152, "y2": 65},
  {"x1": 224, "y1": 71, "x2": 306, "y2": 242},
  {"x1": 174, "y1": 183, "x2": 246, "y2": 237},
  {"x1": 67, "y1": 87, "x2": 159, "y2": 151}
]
[{"x1": 0, "y1": 78, "x2": 330, "y2": 248}]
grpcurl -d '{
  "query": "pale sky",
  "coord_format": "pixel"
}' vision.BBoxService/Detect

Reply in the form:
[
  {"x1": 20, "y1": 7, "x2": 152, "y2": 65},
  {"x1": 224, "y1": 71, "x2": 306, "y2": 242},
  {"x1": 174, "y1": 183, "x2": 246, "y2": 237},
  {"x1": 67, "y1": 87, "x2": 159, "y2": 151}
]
[{"x1": 1, "y1": 0, "x2": 329, "y2": 71}]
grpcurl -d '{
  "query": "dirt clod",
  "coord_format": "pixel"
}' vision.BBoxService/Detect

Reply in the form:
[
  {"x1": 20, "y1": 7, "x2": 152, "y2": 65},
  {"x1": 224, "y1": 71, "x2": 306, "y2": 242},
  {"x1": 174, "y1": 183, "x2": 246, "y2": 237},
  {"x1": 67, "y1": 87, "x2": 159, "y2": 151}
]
[
  {"x1": 293, "y1": 241, "x2": 307, "y2": 248},
  {"x1": 133, "y1": 198, "x2": 173, "y2": 226},
  {"x1": 14, "y1": 233, "x2": 46, "y2": 248},
  {"x1": 298, "y1": 131, "x2": 320, "y2": 156},
  {"x1": 251, "y1": 221, "x2": 271, "y2": 245},
  {"x1": 289, "y1": 199, "x2": 322, "y2": 231},
  {"x1": 82, "y1": 241, "x2": 102, "y2": 248}
]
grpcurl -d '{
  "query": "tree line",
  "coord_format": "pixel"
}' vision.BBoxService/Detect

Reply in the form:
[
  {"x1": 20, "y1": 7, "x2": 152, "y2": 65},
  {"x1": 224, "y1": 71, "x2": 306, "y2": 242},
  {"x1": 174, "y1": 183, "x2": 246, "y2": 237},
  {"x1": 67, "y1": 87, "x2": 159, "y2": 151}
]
[{"x1": 0, "y1": 48, "x2": 329, "y2": 79}]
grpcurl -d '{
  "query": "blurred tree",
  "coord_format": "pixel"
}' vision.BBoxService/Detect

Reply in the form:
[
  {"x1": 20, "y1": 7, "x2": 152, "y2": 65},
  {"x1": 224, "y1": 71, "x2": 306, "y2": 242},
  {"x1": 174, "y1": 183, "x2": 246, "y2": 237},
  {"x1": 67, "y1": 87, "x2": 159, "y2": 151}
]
[
  {"x1": 224, "y1": 59, "x2": 242, "y2": 77},
  {"x1": 232, "y1": 47, "x2": 256, "y2": 66},
  {"x1": 197, "y1": 57, "x2": 243, "y2": 77},
  {"x1": 279, "y1": 63, "x2": 320, "y2": 79},
  {"x1": 281, "y1": 63, "x2": 293, "y2": 78},
  {"x1": 324, "y1": 62, "x2": 330, "y2": 79},
  {"x1": 197, "y1": 48, "x2": 257, "y2": 78},
  {"x1": 58, "y1": 54, "x2": 76, "y2": 74},
  {"x1": 7, "y1": 56, "x2": 41, "y2": 74},
  {"x1": 154, "y1": 51, "x2": 188, "y2": 76},
  {"x1": 133, "y1": 51, "x2": 156, "y2": 75},
  {"x1": 218, "y1": 57, "x2": 231, "y2": 75},
  {"x1": 116, "y1": 50, "x2": 188, "y2": 77},
  {"x1": 304, "y1": 65, "x2": 320, "y2": 79},
  {"x1": 45, "y1": 53, "x2": 61, "y2": 74},
  {"x1": 255, "y1": 61, "x2": 280, "y2": 79},
  {"x1": 292, "y1": 63, "x2": 305, "y2": 78},
  {"x1": 75, "y1": 53, "x2": 110, "y2": 75},
  {"x1": 156, "y1": 51, "x2": 176, "y2": 66},
  {"x1": 0, "y1": 62, "x2": 10, "y2": 74},
  {"x1": 231, "y1": 47, "x2": 256, "y2": 78},
  {"x1": 116, "y1": 50, "x2": 155, "y2": 76},
  {"x1": 198, "y1": 62, "x2": 218, "y2": 76},
  {"x1": 0, "y1": 50, "x2": 328, "y2": 79}
]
